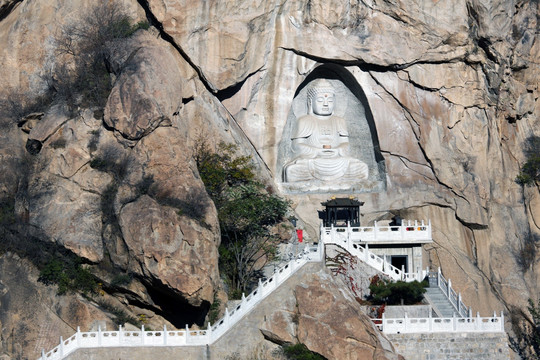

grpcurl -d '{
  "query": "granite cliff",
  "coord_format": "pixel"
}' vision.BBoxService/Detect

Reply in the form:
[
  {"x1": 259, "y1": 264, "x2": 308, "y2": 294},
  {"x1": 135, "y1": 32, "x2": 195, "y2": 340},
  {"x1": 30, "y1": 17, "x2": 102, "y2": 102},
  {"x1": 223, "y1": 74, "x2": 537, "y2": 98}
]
[{"x1": 0, "y1": 0, "x2": 538, "y2": 358}]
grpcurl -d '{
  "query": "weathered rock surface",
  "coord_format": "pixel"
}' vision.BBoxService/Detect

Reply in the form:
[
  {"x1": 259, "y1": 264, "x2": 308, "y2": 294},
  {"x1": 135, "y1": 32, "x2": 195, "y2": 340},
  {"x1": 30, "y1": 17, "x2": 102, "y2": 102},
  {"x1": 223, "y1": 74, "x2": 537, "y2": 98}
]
[
  {"x1": 260, "y1": 267, "x2": 402, "y2": 360},
  {"x1": 104, "y1": 32, "x2": 187, "y2": 140},
  {"x1": 119, "y1": 194, "x2": 217, "y2": 306},
  {"x1": 0, "y1": 253, "x2": 111, "y2": 360}
]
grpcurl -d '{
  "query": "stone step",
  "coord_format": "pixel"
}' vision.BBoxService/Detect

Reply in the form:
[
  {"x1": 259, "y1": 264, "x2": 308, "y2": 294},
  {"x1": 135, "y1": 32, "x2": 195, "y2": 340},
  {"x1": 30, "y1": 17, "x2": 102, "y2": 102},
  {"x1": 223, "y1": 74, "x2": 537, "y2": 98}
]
[{"x1": 424, "y1": 287, "x2": 460, "y2": 318}]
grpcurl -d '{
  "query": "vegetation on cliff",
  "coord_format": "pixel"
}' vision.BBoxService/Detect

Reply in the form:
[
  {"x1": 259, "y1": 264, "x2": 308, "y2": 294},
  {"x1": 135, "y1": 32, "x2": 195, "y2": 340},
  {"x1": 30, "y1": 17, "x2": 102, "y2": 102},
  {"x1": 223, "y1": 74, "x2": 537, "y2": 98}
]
[
  {"x1": 368, "y1": 275, "x2": 427, "y2": 305},
  {"x1": 51, "y1": 2, "x2": 149, "y2": 110},
  {"x1": 0, "y1": 2, "x2": 148, "y2": 122},
  {"x1": 196, "y1": 141, "x2": 290, "y2": 297},
  {"x1": 510, "y1": 298, "x2": 540, "y2": 359},
  {"x1": 516, "y1": 135, "x2": 540, "y2": 187}
]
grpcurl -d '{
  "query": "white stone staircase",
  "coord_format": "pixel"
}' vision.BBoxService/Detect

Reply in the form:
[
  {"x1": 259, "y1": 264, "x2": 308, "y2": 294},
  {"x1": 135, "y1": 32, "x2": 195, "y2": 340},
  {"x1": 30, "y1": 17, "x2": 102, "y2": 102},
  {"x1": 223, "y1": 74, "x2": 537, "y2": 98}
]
[
  {"x1": 37, "y1": 220, "x2": 503, "y2": 360},
  {"x1": 320, "y1": 224, "x2": 428, "y2": 282},
  {"x1": 38, "y1": 243, "x2": 324, "y2": 360},
  {"x1": 424, "y1": 269, "x2": 471, "y2": 318}
]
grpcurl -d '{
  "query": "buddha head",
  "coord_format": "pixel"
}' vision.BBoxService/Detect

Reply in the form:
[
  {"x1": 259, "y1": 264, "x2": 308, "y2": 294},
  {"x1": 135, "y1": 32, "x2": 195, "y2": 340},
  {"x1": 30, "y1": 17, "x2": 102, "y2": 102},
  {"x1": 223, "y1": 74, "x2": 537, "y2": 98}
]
[{"x1": 307, "y1": 79, "x2": 335, "y2": 116}]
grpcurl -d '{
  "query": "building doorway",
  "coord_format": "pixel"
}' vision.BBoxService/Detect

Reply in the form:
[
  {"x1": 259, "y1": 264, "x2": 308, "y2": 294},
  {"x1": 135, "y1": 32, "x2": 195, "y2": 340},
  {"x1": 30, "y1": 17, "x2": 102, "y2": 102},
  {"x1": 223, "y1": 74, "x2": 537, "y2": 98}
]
[{"x1": 391, "y1": 255, "x2": 408, "y2": 273}]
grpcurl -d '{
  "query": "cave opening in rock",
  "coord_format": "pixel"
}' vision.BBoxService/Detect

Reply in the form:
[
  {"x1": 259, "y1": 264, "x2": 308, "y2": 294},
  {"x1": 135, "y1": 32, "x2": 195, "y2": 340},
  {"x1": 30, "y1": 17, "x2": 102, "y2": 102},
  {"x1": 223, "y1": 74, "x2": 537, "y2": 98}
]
[{"x1": 136, "y1": 279, "x2": 211, "y2": 329}]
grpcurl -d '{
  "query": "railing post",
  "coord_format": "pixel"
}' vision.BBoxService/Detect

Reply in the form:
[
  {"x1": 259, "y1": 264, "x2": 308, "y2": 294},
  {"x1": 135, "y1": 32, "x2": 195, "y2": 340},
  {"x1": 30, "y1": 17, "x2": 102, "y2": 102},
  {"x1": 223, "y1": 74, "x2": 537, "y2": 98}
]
[
  {"x1": 476, "y1": 312, "x2": 480, "y2": 331},
  {"x1": 501, "y1": 311, "x2": 505, "y2": 332},
  {"x1": 401, "y1": 265, "x2": 405, "y2": 280},
  {"x1": 225, "y1": 308, "x2": 230, "y2": 327},
  {"x1": 41, "y1": 349, "x2": 45, "y2": 359},
  {"x1": 458, "y1": 293, "x2": 462, "y2": 314},
  {"x1": 59, "y1": 336, "x2": 64, "y2": 356},
  {"x1": 365, "y1": 243, "x2": 369, "y2": 262},
  {"x1": 469, "y1": 307, "x2": 473, "y2": 318},
  {"x1": 163, "y1": 325, "x2": 168, "y2": 345},
  {"x1": 437, "y1": 267, "x2": 441, "y2": 287},
  {"x1": 77, "y1": 326, "x2": 81, "y2": 346},
  {"x1": 448, "y1": 279, "x2": 452, "y2": 298},
  {"x1": 98, "y1": 325, "x2": 102, "y2": 346},
  {"x1": 119, "y1": 325, "x2": 123, "y2": 345},
  {"x1": 400, "y1": 221, "x2": 405, "y2": 240},
  {"x1": 185, "y1": 324, "x2": 189, "y2": 344},
  {"x1": 374, "y1": 220, "x2": 378, "y2": 241},
  {"x1": 428, "y1": 219, "x2": 432, "y2": 239},
  {"x1": 141, "y1": 325, "x2": 145, "y2": 345},
  {"x1": 404, "y1": 312, "x2": 408, "y2": 333},
  {"x1": 381, "y1": 313, "x2": 385, "y2": 332},
  {"x1": 258, "y1": 279, "x2": 263, "y2": 299},
  {"x1": 207, "y1": 322, "x2": 212, "y2": 343}
]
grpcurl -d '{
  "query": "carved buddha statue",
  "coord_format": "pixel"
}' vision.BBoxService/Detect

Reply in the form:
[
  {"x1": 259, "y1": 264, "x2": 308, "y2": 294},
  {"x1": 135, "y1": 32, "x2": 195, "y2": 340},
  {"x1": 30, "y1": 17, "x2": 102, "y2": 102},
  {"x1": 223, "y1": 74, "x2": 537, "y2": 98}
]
[{"x1": 283, "y1": 79, "x2": 369, "y2": 183}]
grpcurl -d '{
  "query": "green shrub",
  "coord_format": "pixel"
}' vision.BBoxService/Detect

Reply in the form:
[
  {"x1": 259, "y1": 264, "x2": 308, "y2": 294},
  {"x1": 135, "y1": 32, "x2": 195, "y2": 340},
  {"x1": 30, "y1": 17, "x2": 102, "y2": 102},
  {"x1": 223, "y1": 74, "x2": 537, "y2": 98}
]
[
  {"x1": 133, "y1": 21, "x2": 150, "y2": 32},
  {"x1": 516, "y1": 136, "x2": 540, "y2": 186},
  {"x1": 208, "y1": 295, "x2": 221, "y2": 324},
  {"x1": 110, "y1": 273, "x2": 131, "y2": 287},
  {"x1": 283, "y1": 343, "x2": 327, "y2": 360},
  {"x1": 368, "y1": 275, "x2": 427, "y2": 305},
  {"x1": 39, "y1": 258, "x2": 97, "y2": 295}
]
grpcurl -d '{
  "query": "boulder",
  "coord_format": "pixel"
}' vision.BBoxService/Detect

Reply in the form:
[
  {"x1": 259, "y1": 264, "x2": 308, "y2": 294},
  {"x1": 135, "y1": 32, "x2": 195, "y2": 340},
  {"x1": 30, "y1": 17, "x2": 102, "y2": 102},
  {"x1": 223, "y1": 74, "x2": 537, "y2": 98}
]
[
  {"x1": 104, "y1": 32, "x2": 187, "y2": 140},
  {"x1": 262, "y1": 269, "x2": 403, "y2": 360}
]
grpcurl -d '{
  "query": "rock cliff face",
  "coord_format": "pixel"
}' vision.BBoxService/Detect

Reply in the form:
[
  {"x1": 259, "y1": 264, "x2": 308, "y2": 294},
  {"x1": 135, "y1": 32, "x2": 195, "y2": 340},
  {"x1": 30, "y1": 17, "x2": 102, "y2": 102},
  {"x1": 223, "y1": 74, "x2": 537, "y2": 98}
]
[{"x1": 0, "y1": 0, "x2": 538, "y2": 358}]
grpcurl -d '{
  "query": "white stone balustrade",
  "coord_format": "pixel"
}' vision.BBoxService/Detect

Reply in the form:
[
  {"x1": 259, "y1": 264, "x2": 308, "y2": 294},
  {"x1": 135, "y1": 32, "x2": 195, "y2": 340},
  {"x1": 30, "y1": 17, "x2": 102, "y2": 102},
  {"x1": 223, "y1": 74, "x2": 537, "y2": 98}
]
[
  {"x1": 39, "y1": 325, "x2": 212, "y2": 360},
  {"x1": 374, "y1": 312, "x2": 505, "y2": 334},
  {"x1": 38, "y1": 242, "x2": 324, "y2": 360},
  {"x1": 430, "y1": 268, "x2": 471, "y2": 318},
  {"x1": 320, "y1": 220, "x2": 432, "y2": 244},
  {"x1": 322, "y1": 224, "x2": 428, "y2": 282},
  {"x1": 38, "y1": 219, "x2": 503, "y2": 360}
]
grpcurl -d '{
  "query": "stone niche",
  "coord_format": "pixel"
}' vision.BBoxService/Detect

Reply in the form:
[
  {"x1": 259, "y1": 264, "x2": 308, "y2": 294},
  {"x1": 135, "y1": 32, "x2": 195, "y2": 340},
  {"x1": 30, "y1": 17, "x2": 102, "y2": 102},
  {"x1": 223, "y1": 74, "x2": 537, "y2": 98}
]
[{"x1": 277, "y1": 64, "x2": 386, "y2": 194}]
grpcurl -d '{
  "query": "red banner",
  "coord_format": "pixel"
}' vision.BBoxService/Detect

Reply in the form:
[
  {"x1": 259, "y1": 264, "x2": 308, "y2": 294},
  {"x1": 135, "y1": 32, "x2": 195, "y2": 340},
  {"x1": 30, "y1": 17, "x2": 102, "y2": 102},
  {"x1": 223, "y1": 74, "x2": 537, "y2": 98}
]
[{"x1": 296, "y1": 229, "x2": 303, "y2": 243}]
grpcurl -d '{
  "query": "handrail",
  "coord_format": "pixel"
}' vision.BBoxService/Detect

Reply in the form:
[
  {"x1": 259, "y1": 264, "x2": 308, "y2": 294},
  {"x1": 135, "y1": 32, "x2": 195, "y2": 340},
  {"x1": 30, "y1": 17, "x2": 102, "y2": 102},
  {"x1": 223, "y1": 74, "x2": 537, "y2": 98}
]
[
  {"x1": 429, "y1": 268, "x2": 471, "y2": 318},
  {"x1": 321, "y1": 224, "x2": 428, "y2": 283},
  {"x1": 373, "y1": 312, "x2": 505, "y2": 334},
  {"x1": 320, "y1": 219, "x2": 432, "y2": 244},
  {"x1": 38, "y1": 242, "x2": 324, "y2": 360},
  {"x1": 38, "y1": 218, "x2": 493, "y2": 360}
]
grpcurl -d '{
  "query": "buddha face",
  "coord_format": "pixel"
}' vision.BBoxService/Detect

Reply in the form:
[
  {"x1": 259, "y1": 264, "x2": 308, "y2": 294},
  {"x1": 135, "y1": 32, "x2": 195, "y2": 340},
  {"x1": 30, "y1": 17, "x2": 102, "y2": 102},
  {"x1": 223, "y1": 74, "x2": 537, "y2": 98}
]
[{"x1": 312, "y1": 92, "x2": 335, "y2": 116}]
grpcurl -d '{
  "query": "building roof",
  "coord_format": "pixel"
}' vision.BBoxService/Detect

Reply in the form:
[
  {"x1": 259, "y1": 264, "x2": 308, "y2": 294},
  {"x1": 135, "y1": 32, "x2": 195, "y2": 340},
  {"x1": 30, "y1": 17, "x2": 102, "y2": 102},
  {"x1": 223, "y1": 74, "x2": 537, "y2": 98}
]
[{"x1": 321, "y1": 198, "x2": 365, "y2": 207}]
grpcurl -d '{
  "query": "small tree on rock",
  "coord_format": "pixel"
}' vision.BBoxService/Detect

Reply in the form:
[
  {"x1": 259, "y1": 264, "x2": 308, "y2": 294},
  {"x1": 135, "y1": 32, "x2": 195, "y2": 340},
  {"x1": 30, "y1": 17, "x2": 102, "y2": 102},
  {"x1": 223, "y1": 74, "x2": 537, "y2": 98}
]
[
  {"x1": 196, "y1": 141, "x2": 289, "y2": 297},
  {"x1": 516, "y1": 136, "x2": 540, "y2": 186}
]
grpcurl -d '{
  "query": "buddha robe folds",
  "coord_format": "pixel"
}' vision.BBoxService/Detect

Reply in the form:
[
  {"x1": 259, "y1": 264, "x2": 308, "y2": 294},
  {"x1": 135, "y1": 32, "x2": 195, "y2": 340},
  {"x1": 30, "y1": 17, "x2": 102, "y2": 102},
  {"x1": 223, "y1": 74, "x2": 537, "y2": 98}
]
[{"x1": 284, "y1": 114, "x2": 368, "y2": 182}]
